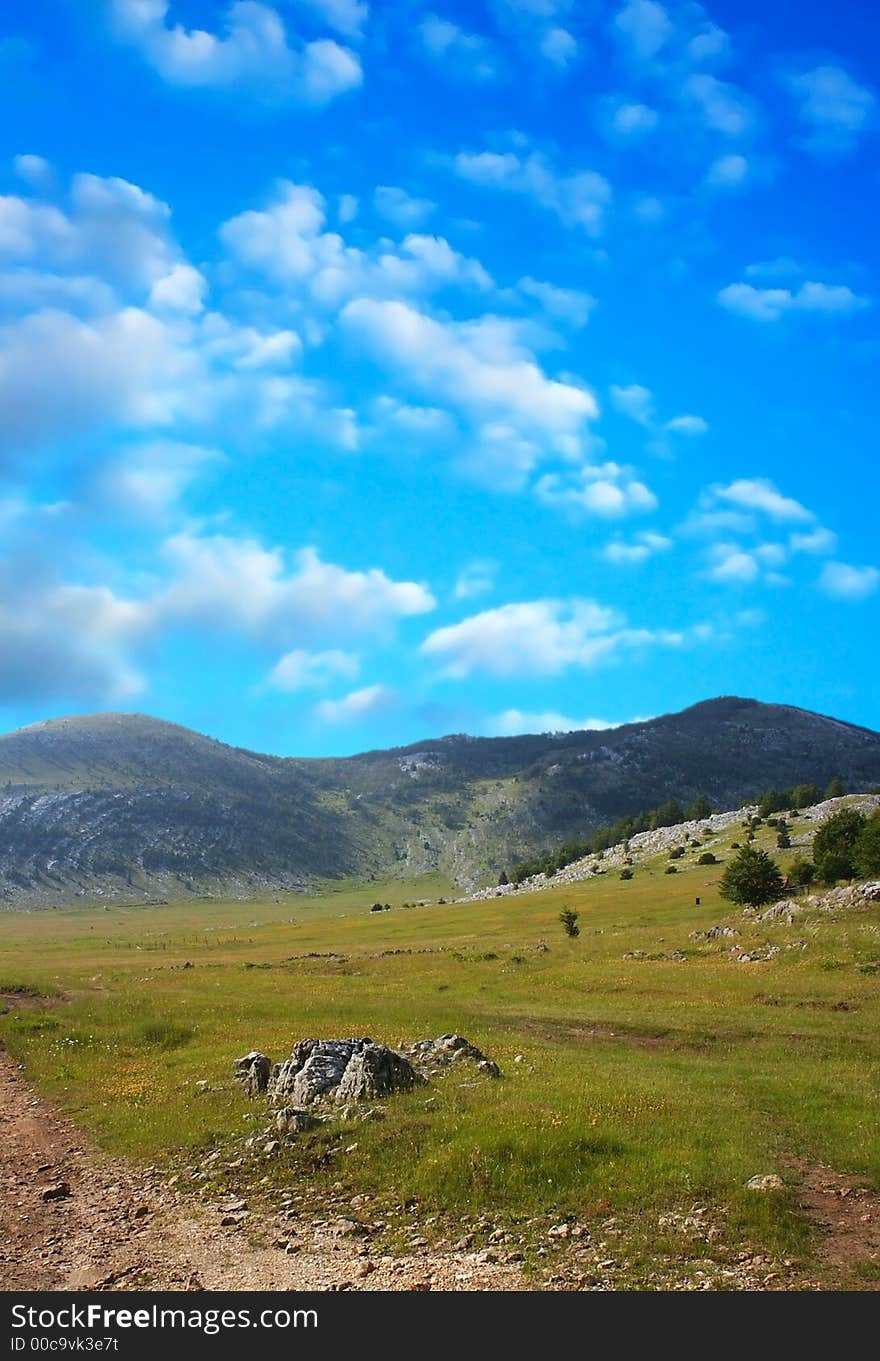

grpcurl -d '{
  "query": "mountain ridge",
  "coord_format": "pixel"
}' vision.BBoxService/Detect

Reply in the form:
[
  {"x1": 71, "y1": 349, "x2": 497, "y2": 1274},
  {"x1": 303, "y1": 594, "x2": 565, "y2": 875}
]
[{"x1": 1, "y1": 696, "x2": 879, "y2": 907}]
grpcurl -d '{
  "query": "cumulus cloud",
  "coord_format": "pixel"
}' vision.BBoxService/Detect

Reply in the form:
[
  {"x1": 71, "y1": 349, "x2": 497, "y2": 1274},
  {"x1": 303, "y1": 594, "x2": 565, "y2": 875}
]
[
  {"x1": 417, "y1": 14, "x2": 496, "y2": 81},
  {"x1": 610, "y1": 382, "x2": 654, "y2": 426},
  {"x1": 314, "y1": 682, "x2": 397, "y2": 722},
  {"x1": 373, "y1": 185, "x2": 436, "y2": 230},
  {"x1": 535, "y1": 463, "x2": 657, "y2": 518},
  {"x1": 706, "y1": 152, "x2": 748, "y2": 187},
  {"x1": 685, "y1": 74, "x2": 752, "y2": 136},
  {"x1": 158, "y1": 536, "x2": 435, "y2": 640},
  {"x1": 665, "y1": 414, "x2": 708, "y2": 436},
  {"x1": 108, "y1": 0, "x2": 362, "y2": 104},
  {"x1": 220, "y1": 180, "x2": 492, "y2": 305},
  {"x1": 340, "y1": 297, "x2": 598, "y2": 479},
  {"x1": 787, "y1": 65, "x2": 876, "y2": 156},
  {"x1": 603, "y1": 531, "x2": 672, "y2": 564},
  {"x1": 612, "y1": 0, "x2": 672, "y2": 62},
  {"x1": 453, "y1": 149, "x2": 611, "y2": 236},
  {"x1": 718, "y1": 279, "x2": 870, "y2": 321},
  {"x1": 421, "y1": 597, "x2": 682, "y2": 678},
  {"x1": 0, "y1": 573, "x2": 151, "y2": 704},
  {"x1": 517, "y1": 276, "x2": 596, "y2": 327},
  {"x1": 540, "y1": 27, "x2": 577, "y2": 67},
  {"x1": 454, "y1": 559, "x2": 497, "y2": 600},
  {"x1": 712, "y1": 478, "x2": 812, "y2": 523},
  {"x1": 267, "y1": 647, "x2": 359, "y2": 691},
  {"x1": 818, "y1": 561, "x2": 879, "y2": 601},
  {"x1": 95, "y1": 440, "x2": 223, "y2": 519}
]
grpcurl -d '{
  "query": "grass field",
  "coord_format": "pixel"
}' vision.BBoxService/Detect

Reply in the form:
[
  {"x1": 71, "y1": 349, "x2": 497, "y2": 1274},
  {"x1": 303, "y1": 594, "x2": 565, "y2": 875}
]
[{"x1": 2, "y1": 821, "x2": 879, "y2": 1287}]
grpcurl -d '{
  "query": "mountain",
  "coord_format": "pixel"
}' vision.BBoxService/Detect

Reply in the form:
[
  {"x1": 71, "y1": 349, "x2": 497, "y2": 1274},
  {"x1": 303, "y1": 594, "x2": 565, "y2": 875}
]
[{"x1": 1, "y1": 697, "x2": 879, "y2": 907}]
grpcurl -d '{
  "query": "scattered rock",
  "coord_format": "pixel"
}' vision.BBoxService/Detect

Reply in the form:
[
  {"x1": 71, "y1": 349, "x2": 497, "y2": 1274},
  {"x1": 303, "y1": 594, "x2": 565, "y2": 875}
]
[
  {"x1": 39, "y1": 1182, "x2": 71, "y2": 1203},
  {"x1": 275, "y1": 1107, "x2": 320, "y2": 1136},
  {"x1": 403, "y1": 1035, "x2": 501, "y2": 1078},
  {"x1": 746, "y1": 1174, "x2": 784, "y2": 1191}
]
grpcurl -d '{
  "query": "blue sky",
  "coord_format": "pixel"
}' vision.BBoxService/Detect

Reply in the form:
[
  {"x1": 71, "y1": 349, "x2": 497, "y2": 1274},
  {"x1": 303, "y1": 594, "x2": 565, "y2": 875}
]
[{"x1": 0, "y1": 0, "x2": 877, "y2": 756}]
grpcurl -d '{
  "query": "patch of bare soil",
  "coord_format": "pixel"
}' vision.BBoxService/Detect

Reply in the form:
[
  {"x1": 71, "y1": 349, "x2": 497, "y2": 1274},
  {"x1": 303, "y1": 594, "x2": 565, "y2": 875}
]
[
  {"x1": 791, "y1": 1160, "x2": 880, "y2": 1289},
  {"x1": 0, "y1": 1046, "x2": 525, "y2": 1293}
]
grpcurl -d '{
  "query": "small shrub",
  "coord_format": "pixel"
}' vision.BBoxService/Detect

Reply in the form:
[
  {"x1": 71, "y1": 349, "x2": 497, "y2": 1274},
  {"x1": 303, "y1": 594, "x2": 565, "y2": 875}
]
[
  {"x1": 669, "y1": 846, "x2": 685, "y2": 860},
  {"x1": 619, "y1": 867, "x2": 634, "y2": 880},
  {"x1": 665, "y1": 865, "x2": 678, "y2": 874},
  {"x1": 698, "y1": 852, "x2": 717, "y2": 865}
]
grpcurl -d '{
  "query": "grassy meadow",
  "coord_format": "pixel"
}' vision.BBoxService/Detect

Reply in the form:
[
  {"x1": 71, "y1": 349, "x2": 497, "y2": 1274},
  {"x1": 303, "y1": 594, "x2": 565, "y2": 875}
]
[{"x1": 2, "y1": 820, "x2": 879, "y2": 1284}]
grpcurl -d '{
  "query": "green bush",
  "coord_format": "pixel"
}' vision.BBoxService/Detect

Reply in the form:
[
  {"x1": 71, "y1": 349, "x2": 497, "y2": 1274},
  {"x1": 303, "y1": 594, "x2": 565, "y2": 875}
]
[{"x1": 698, "y1": 852, "x2": 717, "y2": 865}]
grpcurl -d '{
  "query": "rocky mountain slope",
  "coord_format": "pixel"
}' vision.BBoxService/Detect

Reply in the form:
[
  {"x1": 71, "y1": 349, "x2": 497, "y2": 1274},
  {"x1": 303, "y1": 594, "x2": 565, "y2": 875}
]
[{"x1": 1, "y1": 698, "x2": 879, "y2": 906}]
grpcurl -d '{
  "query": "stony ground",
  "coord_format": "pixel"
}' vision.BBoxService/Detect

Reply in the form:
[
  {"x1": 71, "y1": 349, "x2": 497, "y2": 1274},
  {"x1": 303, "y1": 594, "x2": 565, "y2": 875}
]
[
  {"x1": 4, "y1": 1044, "x2": 879, "y2": 1292},
  {"x1": 0, "y1": 1047, "x2": 524, "y2": 1292}
]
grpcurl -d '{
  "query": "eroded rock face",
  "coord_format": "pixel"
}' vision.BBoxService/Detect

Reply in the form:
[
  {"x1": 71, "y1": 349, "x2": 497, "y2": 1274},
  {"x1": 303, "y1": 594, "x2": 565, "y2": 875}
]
[
  {"x1": 268, "y1": 1037, "x2": 422, "y2": 1106},
  {"x1": 335, "y1": 1044, "x2": 422, "y2": 1103},
  {"x1": 233, "y1": 1050, "x2": 271, "y2": 1095}
]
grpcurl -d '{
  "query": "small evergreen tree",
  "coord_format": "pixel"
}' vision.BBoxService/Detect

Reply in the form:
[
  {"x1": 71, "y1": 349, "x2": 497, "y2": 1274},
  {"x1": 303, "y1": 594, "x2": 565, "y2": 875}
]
[
  {"x1": 825, "y1": 777, "x2": 845, "y2": 800},
  {"x1": 719, "y1": 846, "x2": 783, "y2": 907},
  {"x1": 559, "y1": 908, "x2": 580, "y2": 938}
]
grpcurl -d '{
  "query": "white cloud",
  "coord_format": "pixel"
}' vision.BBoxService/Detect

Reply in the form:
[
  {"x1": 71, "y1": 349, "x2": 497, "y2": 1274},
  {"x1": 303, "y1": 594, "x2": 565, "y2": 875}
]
[
  {"x1": 818, "y1": 561, "x2": 879, "y2": 601},
  {"x1": 518, "y1": 275, "x2": 596, "y2": 327},
  {"x1": 719, "y1": 279, "x2": 870, "y2": 321},
  {"x1": 535, "y1": 463, "x2": 657, "y2": 518},
  {"x1": 96, "y1": 440, "x2": 222, "y2": 518},
  {"x1": 158, "y1": 536, "x2": 435, "y2": 640},
  {"x1": 268, "y1": 647, "x2": 359, "y2": 691},
  {"x1": 454, "y1": 559, "x2": 497, "y2": 600},
  {"x1": 713, "y1": 478, "x2": 812, "y2": 523},
  {"x1": 610, "y1": 382, "x2": 654, "y2": 426},
  {"x1": 422, "y1": 597, "x2": 681, "y2": 678},
  {"x1": 314, "y1": 683, "x2": 396, "y2": 722},
  {"x1": 540, "y1": 27, "x2": 577, "y2": 67},
  {"x1": 706, "y1": 152, "x2": 748, "y2": 186},
  {"x1": 685, "y1": 74, "x2": 751, "y2": 136},
  {"x1": 373, "y1": 185, "x2": 436, "y2": 229},
  {"x1": 220, "y1": 180, "x2": 492, "y2": 305},
  {"x1": 612, "y1": 0, "x2": 672, "y2": 62},
  {"x1": 665, "y1": 414, "x2": 708, "y2": 436},
  {"x1": 610, "y1": 101, "x2": 659, "y2": 135},
  {"x1": 148, "y1": 261, "x2": 207, "y2": 313},
  {"x1": 417, "y1": 15, "x2": 496, "y2": 81},
  {"x1": 788, "y1": 65, "x2": 876, "y2": 155},
  {"x1": 12, "y1": 154, "x2": 54, "y2": 191},
  {"x1": 0, "y1": 306, "x2": 204, "y2": 458},
  {"x1": 708, "y1": 545, "x2": 759, "y2": 584},
  {"x1": 603, "y1": 531, "x2": 672, "y2": 564},
  {"x1": 453, "y1": 150, "x2": 611, "y2": 236},
  {"x1": 0, "y1": 574, "x2": 151, "y2": 703},
  {"x1": 109, "y1": 0, "x2": 362, "y2": 103},
  {"x1": 340, "y1": 297, "x2": 598, "y2": 477},
  {"x1": 297, "y1": 0, "x2": 368, "y2": 40},
  {"x1": 790, "y1": 526, "x2": 837, "y2": 556},
  {"x1": 486, "y1": 709, "x2": 636, "y2": 736},
  {"x1": 338, "y1": 192, "x2": 358, "y2": 223},
  {"x1": 108, "y1": 0, "x2": 364, "y2": 102}
]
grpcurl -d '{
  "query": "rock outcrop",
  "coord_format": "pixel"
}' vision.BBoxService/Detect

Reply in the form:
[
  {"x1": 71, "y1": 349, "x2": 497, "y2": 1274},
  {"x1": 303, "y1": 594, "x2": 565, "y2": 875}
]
[{"x1": 268, "y1": 1038, "x2": 423, "y2": 1107}]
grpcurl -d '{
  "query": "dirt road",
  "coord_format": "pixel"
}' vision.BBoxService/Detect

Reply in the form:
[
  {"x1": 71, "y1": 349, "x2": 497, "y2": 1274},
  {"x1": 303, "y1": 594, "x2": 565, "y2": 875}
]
[{"x1": 0, "y1": 1047, "x2": 525, "y2": 1292}]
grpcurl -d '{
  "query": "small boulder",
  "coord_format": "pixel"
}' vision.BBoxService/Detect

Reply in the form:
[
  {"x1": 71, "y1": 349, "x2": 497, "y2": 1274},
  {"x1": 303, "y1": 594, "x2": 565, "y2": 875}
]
[
  {"x1": 746, "y1": 1174, "x2": 784, "y2": 1191},
  {"x1": 233, "y1": 1050, "x2": 271, "y2": 1096}
]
